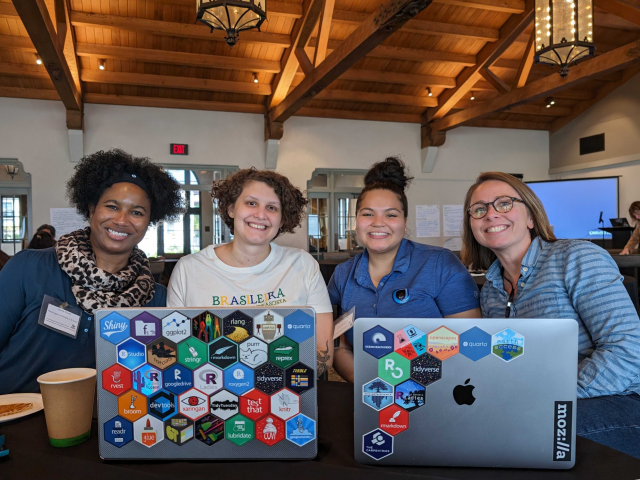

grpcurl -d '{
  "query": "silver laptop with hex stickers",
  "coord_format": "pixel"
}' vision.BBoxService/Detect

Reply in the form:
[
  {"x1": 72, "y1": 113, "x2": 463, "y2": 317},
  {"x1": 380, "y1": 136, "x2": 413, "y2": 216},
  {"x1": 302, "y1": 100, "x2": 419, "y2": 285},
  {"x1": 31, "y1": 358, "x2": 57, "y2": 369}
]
[{"x1": 353, "y1": 318, "x2": 577, "y2": 469}]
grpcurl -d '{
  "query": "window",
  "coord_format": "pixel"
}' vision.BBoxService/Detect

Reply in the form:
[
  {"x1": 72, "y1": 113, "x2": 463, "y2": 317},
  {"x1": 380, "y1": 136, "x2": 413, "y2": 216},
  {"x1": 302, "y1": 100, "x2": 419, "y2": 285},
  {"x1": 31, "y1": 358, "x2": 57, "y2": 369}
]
[
  {"x1": 1, "y1": 196, "x2": 21, "y2": 242},
  {"x1": 307, "y1": 170, "x2": 366, "y2": 259},
  {"x1": 138, "y1": 166, "x2": 237, "y2": 258}
]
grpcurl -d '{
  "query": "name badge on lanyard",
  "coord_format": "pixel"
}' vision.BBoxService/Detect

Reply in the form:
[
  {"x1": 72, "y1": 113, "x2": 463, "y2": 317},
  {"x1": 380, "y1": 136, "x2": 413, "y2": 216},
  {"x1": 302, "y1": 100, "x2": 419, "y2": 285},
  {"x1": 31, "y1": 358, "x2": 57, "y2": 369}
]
[
  {"x1": 38, "y1": 294, "x2": 83, "y2": 339},
  {"x1": 393, "y1": 288, "x2": 410, "y2": 304}
]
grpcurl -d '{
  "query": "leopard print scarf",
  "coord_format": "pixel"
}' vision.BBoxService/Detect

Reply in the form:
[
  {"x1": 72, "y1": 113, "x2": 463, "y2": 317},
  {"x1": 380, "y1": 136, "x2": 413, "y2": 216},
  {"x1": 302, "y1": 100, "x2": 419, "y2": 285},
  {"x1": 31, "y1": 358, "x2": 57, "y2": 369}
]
[{"x1": 55, "y1": 227, "x2": 155, "y2": 314}]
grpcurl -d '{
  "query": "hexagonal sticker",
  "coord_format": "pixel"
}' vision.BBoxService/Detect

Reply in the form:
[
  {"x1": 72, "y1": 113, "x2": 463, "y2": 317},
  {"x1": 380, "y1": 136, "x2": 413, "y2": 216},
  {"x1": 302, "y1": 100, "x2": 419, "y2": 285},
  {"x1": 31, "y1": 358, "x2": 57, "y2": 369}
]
[
  {"x1": 284, "y1": 310, "x2": 314, "y2": 343},
  {"x1": 395, "y1": 379, "x2": 425, "y2": 412},
  {"x1": 363, "y1": 429, "x2": 393, "y2": 460},
  {"x1": 224, "y1": 363, "x2": 254, "y2": 396},
  {"x1": 178, "y1": 338, "x2": 208, "y2": 370},
  {"x1": 239, "y1": 337, "x2": 268, "y2": 368},
  {"x1": 240, "y1": 389, "x2": 270, "y2": 420},
  {"x1": 208, "y1": 337, "x2": 238, "y2": 370},
  {"x1": 104, "y1": 416, "x2": 133, "y2": 448},
  {"x1": 254, "y1": 310, "x2": 284, "y2": 344},
  {"x1": 378, "y1": 405, "x2": 409, "y2": 436},
  {"x1": 269, "y1": 336, "x2": 299, "y2": 369},
  {"x1": 130, "y1": 312, "x2": 161, "y2": 345},
  {"x1": 117, "y1": 338, "x2": 146, "y2": 370},
  {"x1": 286, "y1": 414, "x2": 316, "y2": 447},
  {"x1": 270, "y1": 388, "x2": 300, "y2": 420},
  {"x1": 460, "y1": 327, "x2": 491, "y2": 362},
  {"x1": 256, "y1": 415, "x2": 285, "y2": 446},
  {"x1": 193, "y1": 364, "x2": 223, "y2": 396},
  {"x1": 210, "y1": 390, "x2": 239, "y2": 420},
  {"x1": 147, "y1": 337, "x2": 177, "y2": 370},
  {"x1": 285, "y1": 363, "x2": 314, "y2": 394},
  {"x1": 148, "y1": 390, "x2": 177, "y2": 421},
  {"x1": 363, "y1": 325, "x2": 394, "y2": 359},
  {"x1": 99, "y1": 312, "x2": 129, "y2": 345},
  {"x1": 191, "y1": 311, "x2": 223, "y2": 344},
  {"x1": 255, "y1": 363, "x2": 285, "y2": 395},
  {"x1": 427, "y1": 326, "x2": 459, "y2": 361},
  {"x1": 223, "y1": 310, "x2": 253, "y2": 343},
  {"x1": 195, "y1": 414, "x2": 225, "y2": 445},
  {"x1": 117, "y1": 390, "x2": 147, "y2": 422},
  {"x1": 394, "y1": 326, "x2": 421, "y2": 360},
  {"x1": 163, "y1": 364, "x2": 193, "y2": 395},
  {"x1": 378, "y1": 352, "x2": 410, "y2": 386},
  {"x1": 134, "y1": 414, "x2": 164, "y2": 447},
  {"x1": 164, "y1": 414, "x2": 194, "y2": 446},
  {"x1": 178, "y1": 388, "x2": 209, "y2": 420},
  {"x1": 102, "y1": 364, "x2": 132, "y2": 396},
  {"x1": 410, "y1": 353, "x2": 442, "y2": 386},
  {"x1": 161, "y1": 311, "x2": 190, "y2": 344},
  {"x1": 132, "y1": 364, "x2": 162, "y2": 396},
  {"x1": 492, "y1": 328, "x2": 524, "y2": 362},
  {"x1": 225, "y1": 414, "x2": 254, "y2": 445},
  {"x1": 363, "y1": 378, "x2": 394, "y2": 411}
]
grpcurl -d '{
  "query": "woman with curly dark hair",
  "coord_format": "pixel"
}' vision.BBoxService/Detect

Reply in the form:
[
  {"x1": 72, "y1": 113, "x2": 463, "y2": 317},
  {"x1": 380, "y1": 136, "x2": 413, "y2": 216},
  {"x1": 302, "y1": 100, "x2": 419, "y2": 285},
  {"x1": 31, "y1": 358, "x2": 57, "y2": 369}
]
[
  {"x1": 0, "y1": 149, "x2": 184, "y2": 394},
  {"x1": 167, "y1": 168, "x2": 334, "y2": 376}
]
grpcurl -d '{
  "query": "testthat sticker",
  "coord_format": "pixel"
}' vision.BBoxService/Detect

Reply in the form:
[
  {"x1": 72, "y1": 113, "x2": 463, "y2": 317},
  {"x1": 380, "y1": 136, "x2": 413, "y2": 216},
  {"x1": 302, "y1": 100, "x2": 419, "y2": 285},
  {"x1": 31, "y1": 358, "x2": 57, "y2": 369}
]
[{"x1": 553, "y1": 401, "x2": 573, "y2": 461}]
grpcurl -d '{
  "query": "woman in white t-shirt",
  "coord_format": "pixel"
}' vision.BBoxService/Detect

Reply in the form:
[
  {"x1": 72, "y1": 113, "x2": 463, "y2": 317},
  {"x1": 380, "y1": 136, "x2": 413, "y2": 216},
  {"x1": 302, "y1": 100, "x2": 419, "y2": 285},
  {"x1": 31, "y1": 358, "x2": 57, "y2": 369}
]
[{"x1": 167, "y1": 168, "x2": 335, "y2": 375}]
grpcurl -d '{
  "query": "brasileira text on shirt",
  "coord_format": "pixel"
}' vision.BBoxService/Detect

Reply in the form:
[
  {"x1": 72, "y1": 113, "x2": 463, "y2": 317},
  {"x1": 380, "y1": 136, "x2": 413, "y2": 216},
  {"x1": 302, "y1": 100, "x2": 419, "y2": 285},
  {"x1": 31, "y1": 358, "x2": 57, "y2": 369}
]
[{"x1": 212, "y1": 289, "x2": 286, "y2": 307}]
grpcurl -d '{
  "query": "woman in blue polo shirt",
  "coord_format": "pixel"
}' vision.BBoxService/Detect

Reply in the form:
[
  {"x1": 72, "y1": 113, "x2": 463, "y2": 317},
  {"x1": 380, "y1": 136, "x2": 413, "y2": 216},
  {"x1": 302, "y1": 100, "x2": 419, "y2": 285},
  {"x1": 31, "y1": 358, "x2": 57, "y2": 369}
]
[
  {"x1": 0, "y1": 150, "x2": 184, "y2": 394},
  {"x1": 328, "y1": 158, "x2": 481, "y2": 382}
]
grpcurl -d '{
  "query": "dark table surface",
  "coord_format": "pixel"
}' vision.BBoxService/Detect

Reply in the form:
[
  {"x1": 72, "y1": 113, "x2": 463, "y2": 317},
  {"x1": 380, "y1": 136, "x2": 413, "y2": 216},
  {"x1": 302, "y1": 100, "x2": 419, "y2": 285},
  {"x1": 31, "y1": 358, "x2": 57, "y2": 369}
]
[{"x1": 2, "y1": 381, "x2": 639, "y2": 480}]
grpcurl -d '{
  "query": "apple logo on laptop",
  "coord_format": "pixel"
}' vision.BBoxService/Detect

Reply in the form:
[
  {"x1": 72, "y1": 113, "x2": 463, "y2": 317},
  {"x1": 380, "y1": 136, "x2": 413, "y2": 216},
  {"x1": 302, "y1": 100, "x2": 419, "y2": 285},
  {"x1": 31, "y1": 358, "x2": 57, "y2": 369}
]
[{"x1": 453, "y1": 379, "x2": 476, "y2": 405}]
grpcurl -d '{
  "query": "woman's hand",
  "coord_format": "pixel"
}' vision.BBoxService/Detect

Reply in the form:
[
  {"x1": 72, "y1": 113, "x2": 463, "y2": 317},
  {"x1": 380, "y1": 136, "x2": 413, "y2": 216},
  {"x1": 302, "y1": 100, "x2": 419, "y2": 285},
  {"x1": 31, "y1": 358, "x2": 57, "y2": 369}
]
[{"x1": 621, "y1": 247, "x2": 631, "y2": 255}]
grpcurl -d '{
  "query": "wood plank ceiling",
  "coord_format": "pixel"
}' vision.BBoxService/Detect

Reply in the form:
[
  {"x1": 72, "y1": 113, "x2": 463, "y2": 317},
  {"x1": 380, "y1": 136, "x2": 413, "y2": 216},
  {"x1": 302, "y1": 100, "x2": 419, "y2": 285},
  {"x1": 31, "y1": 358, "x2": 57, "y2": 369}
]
[{"x1": 1, "y1": 0, "x2": 639, "y2": 133}]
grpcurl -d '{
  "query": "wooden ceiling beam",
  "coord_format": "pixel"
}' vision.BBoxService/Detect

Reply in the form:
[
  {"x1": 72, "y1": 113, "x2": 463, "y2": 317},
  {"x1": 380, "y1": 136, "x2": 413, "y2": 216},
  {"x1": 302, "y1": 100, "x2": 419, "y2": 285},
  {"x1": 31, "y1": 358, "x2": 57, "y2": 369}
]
[
  {"x1": 337, "y1": 69, "x2": 456, "y2": 87},
  {"x1": 85, "y1": 93, "x2": 266, "y2": 114},
  {"x1": 593, "y1": 0, "x2": 640, "y2": 28},
  {"x1": 314, "y1": 0, "x2": 336, "y2": 66},
  {"x1": 80, "y1": 70, "x2": 272, "y2": 95},
  {"x1": 296, "y1": 107, "x2": 422, "y2": 123},
  {"x1": 454, "y1": 99, "x2": 572, "y2": 115},
  {"x1": 464, "y1": 118, "x2": 551, "y2": 129},
  {"x1": 550, "y1": 65, "x2": 640, "y2": 134},
  {"x1": 0, "y1": 86, "x2": 59, "y2": 100},
  {"x1": 594, "y1": 11, "x2": 640, "y2": 30},
  {"x1": 425, "y1": 0, "x2": 534, "y2": 121},
  {"x1": 75, "y1": 43, "x2": 281, "y2": 73},
  {"x1": 0, "y1": 62, "x2": 49, "y2": 77},
  {"x1": 432, "y1": 0, "x2": 524, "y2": 13},
  {"x1": 268, "y1": 0, "x2": 324, "y2": 109},
  {"x1": 314, "y1": 88, "x2": 438, "y2": 106},
  {"x1": 69, "y1": 11, "x2": 291, "y2": 47},
  {"x1": 431, "y1": 40, "x2": 640, "y2": 131},
  {"x1": 479, "y1": 67, "x2": 511, "y2": 93},
  {"x1": 269, "y1": 0, "x2": 433, "y2": 124},
  {"x1": 12, "y1": 0, "x2": 82, "y2": 126},
  {"x1": 512, "y1": 30, "x2": 535, "y2": 88},
  {"x1": 0, "y1": 3, "x2": 17, "y2": 18}
]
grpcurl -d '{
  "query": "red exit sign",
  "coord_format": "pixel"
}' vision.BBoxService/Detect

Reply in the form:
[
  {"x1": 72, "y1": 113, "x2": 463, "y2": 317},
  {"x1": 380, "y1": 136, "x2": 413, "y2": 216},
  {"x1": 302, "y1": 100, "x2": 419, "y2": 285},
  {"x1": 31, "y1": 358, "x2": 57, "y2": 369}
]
[{"x1": 170, "y1": 144, "x2": 188, "y2": 155}]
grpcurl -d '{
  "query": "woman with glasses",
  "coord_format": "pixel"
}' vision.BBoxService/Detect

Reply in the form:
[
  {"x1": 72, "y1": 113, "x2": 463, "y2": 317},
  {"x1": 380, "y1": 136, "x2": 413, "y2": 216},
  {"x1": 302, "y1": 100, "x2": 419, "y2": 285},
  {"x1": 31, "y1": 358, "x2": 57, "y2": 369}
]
[
  {"x1": 462, "y1": 171, "x2": 640, "y2": 459},
  {"x1": 328, "y1": 158, "x2": 481, "y2": 383},
  {"x1": 620, "y1": 201, "x2": 640, "y2": 255}
]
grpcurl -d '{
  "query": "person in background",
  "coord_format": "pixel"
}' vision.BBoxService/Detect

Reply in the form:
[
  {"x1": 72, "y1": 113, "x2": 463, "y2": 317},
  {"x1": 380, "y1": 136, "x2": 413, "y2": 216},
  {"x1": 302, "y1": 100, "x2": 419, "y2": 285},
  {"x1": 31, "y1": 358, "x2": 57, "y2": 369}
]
[
  {"x1": 167, "y1": 168, "x2": 335, "y2": 377},
  {"x1": 328, "y1": 158, "x2": 481, "y2": 383},
  {"x1": 462, "y1": 171, "x2": 640, "y2": 459},
  {"x1": 0, "y1": 250, "x2": 9, "y2": 272},
  {"x1": 620, "y1": 201, "x2": 640, "y2": 255},
  {"x1": 27, "y1": 230, "x2": 56, "y2": 250},
  {"x1": 0, "y1": 149, "x2": 184, "y2": 394},
  {"x1": 36, "y1": 224, "x2": 56, "y2": 240}
]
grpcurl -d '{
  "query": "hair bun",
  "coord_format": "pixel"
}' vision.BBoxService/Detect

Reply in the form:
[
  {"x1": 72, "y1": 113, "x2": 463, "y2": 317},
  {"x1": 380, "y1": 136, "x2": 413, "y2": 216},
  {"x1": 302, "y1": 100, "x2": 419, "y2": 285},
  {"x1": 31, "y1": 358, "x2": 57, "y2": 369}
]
[{"x1": 364, "y1": 157, "x2": 413, "y2": 191}]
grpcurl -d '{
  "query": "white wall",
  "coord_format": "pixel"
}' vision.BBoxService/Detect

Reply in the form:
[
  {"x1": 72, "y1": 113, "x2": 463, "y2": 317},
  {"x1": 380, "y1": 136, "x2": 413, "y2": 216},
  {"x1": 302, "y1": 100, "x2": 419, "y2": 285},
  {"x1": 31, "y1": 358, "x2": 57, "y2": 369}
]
[{"x1": 0, "y1": 97, "x2": 552, "y2": 251}]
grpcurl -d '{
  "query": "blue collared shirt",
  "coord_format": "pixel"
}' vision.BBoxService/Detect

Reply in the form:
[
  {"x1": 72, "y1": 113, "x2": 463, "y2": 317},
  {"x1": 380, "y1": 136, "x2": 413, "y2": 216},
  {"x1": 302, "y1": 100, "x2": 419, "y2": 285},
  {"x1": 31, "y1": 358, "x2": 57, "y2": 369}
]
[
  {"x1": 328, "y1": 239, "x2": 480, "y2": 346},
  {"x1": 482, "y1": 237, "x2": 640, "y2": 398}
]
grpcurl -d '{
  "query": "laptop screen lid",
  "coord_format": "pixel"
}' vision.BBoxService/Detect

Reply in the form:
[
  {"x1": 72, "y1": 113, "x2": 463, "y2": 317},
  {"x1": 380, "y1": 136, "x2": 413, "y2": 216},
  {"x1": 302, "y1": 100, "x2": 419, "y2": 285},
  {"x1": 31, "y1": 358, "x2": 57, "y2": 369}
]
[{"x1": 353, "y1": 317, "x2": 577, "y2": 469}]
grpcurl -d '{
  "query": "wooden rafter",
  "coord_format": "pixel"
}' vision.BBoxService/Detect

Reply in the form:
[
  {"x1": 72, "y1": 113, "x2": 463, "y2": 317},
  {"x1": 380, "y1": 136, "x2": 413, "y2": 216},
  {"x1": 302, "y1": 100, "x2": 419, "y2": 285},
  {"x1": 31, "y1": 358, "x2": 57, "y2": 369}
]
[
  {"x1": 12, "y1": 0, "x2": 82, "y2": 127},
  {"x1": 0, "y1": 86, "x2": 59, "y2": 100},
  {"x1": 479, "y1": 67, "x2": 511, "y2": 93},
  {"x1": 297, "y1": 108, "x2": 422, "y2": 123},
  {"x1": 550, "y1": 66, "x2": 640, "y2": 134},
  {"x1": 593, "y1": 0, "x2": 640, "y2": 28},
  {"x1": 337, "y1": 70, "x2": 456, "y2": 88},
  {"x1": 0, "y1": 35, "x2": 36, "y2": 52},
  {"x1": 85, "y1": 94, "x2": 265, "y2": 114},
  {"x1": 425, "y1": 0, "x2": 534, "y2": 122},
  {"x1": 313, "y1": 89, "x2": 437, "y2": 107},
  {"x1": 465, "y1": 119, "x2": 550, "y2": 129},
  {"x1": 430, "y1": 40, "x2": 640, "y2": 131},
  {"x1": 269, "y1": 0, "x2": 433, "y2": 124},
  {"x1": 0, "y1": 62, "x2": 49, "y2": 78},
  {"x1": 512, "y1": 30, "x2": 535, "y2": 88},
  {"x1": 314, "y1": 0, "x2": 336, "y2": 66},
  {"x1": 268, "y1": 0, "x2": 324, "y2": 109}
]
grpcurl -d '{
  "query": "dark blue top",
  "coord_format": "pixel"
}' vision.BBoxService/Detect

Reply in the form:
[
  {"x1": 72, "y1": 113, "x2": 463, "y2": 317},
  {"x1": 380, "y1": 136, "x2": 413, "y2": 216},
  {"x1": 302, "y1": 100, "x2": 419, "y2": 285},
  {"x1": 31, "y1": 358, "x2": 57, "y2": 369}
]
[
  {"x1": 328, "y1": 239, "x2": 480, "y2": 345},
  {"x1": 0, "y1": 247, "x2": 166, "y2": 394}
]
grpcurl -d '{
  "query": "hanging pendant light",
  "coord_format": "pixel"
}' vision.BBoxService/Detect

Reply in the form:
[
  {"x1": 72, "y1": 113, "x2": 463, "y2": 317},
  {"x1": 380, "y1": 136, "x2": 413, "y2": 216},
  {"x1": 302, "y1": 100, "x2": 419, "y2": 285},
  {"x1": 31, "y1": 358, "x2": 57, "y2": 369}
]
[
  {"x1": 534, "y1": 0, "x2": 595, "y2": 77},
  {"x1": 196, "y1": 0, "x2": 267, "y2": 48}
]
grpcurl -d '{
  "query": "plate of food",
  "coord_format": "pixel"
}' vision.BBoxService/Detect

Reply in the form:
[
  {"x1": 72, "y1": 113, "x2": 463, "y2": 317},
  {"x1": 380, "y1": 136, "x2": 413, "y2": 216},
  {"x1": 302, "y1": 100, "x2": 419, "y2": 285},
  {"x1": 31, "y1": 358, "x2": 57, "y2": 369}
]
[{"x1": 0, "y1": 393, "x2": 43, "y2": 423}]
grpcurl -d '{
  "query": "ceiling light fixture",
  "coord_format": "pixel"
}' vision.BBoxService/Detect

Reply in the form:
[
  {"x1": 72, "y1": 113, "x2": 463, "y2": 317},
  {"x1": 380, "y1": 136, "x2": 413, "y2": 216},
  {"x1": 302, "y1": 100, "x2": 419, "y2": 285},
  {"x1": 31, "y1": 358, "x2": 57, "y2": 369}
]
[
  {"x1": 196, "y1": 0, "x2": 267, "y2": 48},
  {"x1": 546, "y1": 97, "x2": 556, "y2": 108},
  {"x1": 36, "y1": 55, "x2": 42, "y2": 65},
  {"x1": 470, "y1": 91, "x2": 475, "y2": 101},
  {"x1": 427, "y1": 87, "x2": 433, "y2": 97},
  {"x1": 98, "y1": 59, "x2": 105, "y2": 70},
  {"x1": 252, "y1": 73, "x2": 258, "y2": 84}
]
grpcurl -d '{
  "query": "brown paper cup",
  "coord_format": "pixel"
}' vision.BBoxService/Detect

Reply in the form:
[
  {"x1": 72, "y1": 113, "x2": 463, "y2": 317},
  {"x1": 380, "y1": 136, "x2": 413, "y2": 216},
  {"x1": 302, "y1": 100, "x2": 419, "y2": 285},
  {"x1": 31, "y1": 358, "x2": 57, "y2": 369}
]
[{"x1": 37, "y1": 368, "x2": 96, "y2": 447}]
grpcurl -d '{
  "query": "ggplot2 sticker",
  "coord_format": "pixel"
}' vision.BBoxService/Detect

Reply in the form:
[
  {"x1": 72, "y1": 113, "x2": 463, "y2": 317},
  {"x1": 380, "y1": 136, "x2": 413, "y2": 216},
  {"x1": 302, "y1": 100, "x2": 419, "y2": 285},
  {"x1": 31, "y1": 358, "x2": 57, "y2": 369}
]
[
  {"x1": 161, "y1": 311, "x2": 190, "y2": 344},
  {"x1": 491, "y1": 328, "x2": 524, "y2": 362}
]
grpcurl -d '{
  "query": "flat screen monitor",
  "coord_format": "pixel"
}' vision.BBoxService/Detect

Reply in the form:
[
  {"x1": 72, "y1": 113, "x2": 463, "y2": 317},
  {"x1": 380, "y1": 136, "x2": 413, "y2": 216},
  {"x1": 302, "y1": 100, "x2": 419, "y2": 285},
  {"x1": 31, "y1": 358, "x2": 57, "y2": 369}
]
[{"x1": 527, "y1": 177, "x2": 618, "y2": 240}]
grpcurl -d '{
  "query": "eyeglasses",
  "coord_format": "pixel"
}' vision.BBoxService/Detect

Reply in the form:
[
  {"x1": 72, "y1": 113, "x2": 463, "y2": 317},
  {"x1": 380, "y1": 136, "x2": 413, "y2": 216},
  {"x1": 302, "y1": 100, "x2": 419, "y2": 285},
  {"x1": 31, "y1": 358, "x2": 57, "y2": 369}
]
[{"x1": 468, "y1": 196, "x2": 526, "y2": 219}]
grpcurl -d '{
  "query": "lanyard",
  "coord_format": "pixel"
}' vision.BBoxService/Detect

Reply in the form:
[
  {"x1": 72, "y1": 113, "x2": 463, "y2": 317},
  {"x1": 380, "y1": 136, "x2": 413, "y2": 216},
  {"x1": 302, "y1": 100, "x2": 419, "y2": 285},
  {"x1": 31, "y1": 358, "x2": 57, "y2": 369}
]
[{"x1": 502, "y1": 270, "x2": 521, "y2": 318}]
